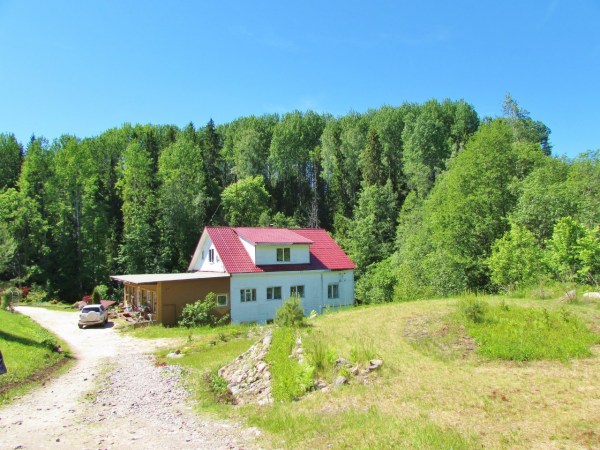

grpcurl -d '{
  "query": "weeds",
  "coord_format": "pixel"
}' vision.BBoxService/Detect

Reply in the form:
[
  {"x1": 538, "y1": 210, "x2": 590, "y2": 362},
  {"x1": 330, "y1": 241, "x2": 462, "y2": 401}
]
[
  {"x1": 266, "y1": 327, "x2": 314, "y2": 401},
  {"x1": 460, "y1": 304, "x2": 599, "y2": 361}
]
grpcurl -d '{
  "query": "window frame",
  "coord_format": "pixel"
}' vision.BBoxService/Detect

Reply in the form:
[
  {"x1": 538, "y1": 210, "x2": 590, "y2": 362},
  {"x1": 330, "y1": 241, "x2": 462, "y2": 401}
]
[
  {"x1": 266, "y1": 286, "x2": 282, "y2": 301},
  {"x1": 240, "y1": 288, "x2": 257, "y2": 303},
  {"x1": 290, "y1": 285, "x2": 305, "y2": 298},
  {"x1": 216, "y1": 293, "x2": 228, "y2": 307},
  {"x1": 208, "y1": 248, "x2": 215, "y2": 263},
  {"x1": 276, "y1": 247, "x2": 291, "y2": 262},
  {"x1": 328, "y1": 283, "x2": 339, "y2": 299}
]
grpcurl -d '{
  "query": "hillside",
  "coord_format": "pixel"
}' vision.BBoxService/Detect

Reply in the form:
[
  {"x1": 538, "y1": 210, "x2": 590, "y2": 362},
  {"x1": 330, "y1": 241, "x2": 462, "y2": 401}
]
[{"x1": 142, "y1": 294, "x2": 600, "y2": 449}]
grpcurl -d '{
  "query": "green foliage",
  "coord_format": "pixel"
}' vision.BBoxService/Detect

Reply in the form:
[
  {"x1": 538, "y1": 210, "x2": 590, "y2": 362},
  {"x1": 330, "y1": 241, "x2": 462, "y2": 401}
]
[
  {"x1": 347, "y1": 180, "x2": 397, "y2": 274},
  {"x1": 178, "y1": 292, "x2": 226, "y2": 328},
  {"x1": 304, "y1": 331, "x2": 336, "y2": 375},
  {"x1": 91, "y1": 287, "x2": 101, "y2": 304},
  {"x1": 1, "y1": 292, "x2": 11, "y2": 310},
  {"x1": 118, "y1": 141, "x2": 159, "y2": 274},
  {"x1": 459, "y1": 297, "x2": 488, "y2": 324},
  {"x1": 266, "y1": 327, "x2": 314, "y2": 402},
  {"x1": 275, "y1": 296, "x2": 305, "y2": 327},
  {"x1": 221, "y1": 175, "x2": 270, "y2": 226},
  {"x1": 157, "y1": 136, "x2": 207, "y2": 271},
  {"x1": 460, "y1": 304, "x2": 599, "y2": 361},
  {"x1": 487, "y1": 224, "x2": 543, "y2": 292},
  {"x1": 545, "y1": 217, "x2": 599, "y2": 283},
  {"x1": 21, "y1": 285, "x2": 48, "y2": 304},
  {"x1": 0, "y1": 133, "x2": 23, "y2": 191},
  {"x1": 94, "y1": 284, "x2": 109, "y2": 300},
  {"x1": 355, "y1": 256, "x2": 398, "y2": 303}
]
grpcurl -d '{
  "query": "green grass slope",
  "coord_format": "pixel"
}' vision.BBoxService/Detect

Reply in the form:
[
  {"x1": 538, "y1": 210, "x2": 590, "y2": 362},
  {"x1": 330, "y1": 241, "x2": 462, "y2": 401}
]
[{"x1": 0, "y1": 310, "x2": 71, "y2": 405}]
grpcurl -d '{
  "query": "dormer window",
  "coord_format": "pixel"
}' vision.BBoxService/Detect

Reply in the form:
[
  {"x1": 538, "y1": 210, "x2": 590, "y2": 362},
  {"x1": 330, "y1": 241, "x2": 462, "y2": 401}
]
[
  {"x1": 276, "y1": 247, "x2": 291, "y2": 262},
  {"x1": 209, "y1": 249, "x2": 215, "y2": 263}
]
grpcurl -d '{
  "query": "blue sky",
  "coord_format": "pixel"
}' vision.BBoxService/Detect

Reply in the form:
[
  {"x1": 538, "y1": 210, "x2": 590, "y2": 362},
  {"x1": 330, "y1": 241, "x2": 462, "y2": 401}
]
[{"x1": 1, "y1": 0, "x2": 598, "y2": 158}]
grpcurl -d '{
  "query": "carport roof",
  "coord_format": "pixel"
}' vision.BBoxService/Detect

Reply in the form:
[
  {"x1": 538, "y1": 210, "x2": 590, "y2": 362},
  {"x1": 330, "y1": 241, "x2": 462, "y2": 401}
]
[{"x1": 110, "y1": 272, "x2": 229, "y2": 284}]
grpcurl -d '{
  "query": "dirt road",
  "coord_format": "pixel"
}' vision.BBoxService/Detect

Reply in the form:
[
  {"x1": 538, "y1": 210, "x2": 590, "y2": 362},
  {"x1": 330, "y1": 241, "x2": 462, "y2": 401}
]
[{"x1": 0, "y1": 307, "x2": 257, "y2": 449}]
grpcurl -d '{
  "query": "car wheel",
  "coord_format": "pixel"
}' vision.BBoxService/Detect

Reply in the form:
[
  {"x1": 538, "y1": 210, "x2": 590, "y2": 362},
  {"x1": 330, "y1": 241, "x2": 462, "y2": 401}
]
[
  {"x1": 78, "y1": 323, "x2": 83, "y2": 329},
  {"x1": 104, "y1": 317, "x2": 108, "y2": 325}
]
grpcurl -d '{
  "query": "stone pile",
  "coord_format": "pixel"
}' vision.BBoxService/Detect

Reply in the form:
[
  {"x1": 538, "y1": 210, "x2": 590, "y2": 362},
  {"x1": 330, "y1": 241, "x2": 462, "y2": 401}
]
[{"x1": 218, "y1": 330, "x2": 273, "y2": 406}]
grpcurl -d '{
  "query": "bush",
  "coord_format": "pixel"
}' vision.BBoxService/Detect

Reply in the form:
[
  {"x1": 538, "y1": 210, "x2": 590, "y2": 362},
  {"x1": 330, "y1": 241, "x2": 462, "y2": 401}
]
[
  {"x1": 460, "y1": 297, "x2": 488, "y2": 324},
  {"x1": 25, "y1": 285, "x2": 49, "y2": 304},
  {"x1": 355, "y1": 256, "x2": 397, "y2": 304},
  {"x1": 275, "y1": 296, "x2": 305, "y2": 327},
  {"x1": 1, "y1": 292, "x2": 11, "y2": 310},
  {"x1": 94, "y1": 284, "x2": 109, "y2": 300},
  {"x1": 179, "y1": 292, "x2": 226, "y2": 328},
  {"x1": 91, "y1": 288, "x2": 101, "y2": 304}
]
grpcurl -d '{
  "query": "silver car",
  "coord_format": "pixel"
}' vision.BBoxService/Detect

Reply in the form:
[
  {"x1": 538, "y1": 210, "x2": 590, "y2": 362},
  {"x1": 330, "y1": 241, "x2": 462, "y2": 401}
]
[{"x1": 78, "y1": 304, "x2": 108, "y2": 328}]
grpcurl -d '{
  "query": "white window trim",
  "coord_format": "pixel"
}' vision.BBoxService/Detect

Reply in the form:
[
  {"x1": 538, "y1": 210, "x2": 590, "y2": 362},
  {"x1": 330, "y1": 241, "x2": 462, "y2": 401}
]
[
  {"x1": 328, "y1": 283, "x2": 339, "y2": 299},
  {"x1": 267, "y1": 286, "x2": 282, "y2": 301},
  {"x1": 216, "y1": 293, "x2": 228, "y2": 307},
  {"x1": 276, "y1": 247, "x2": 291, "y2": 262},
  {"x1": 290, "y1": 285, "x2": 305, "y2": 298},
  {"x1": 240, "y1": 288, "x2": 257, "y2": 303}
]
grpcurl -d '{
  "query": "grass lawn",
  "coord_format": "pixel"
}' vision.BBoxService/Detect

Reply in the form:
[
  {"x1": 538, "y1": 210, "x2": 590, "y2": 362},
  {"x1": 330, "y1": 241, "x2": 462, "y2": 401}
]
[
  {"x1": 145, "y1": 295, "x2": 600, "y2": 449},
  {"x1": 0, "y1": 309, "x2": 72, "y2": 405}
]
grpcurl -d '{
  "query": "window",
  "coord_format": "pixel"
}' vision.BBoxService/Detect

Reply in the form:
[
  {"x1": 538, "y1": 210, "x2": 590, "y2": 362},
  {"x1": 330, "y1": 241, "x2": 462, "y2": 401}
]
[
  {"x1": 216, "y1": 294, "x2": 228, "y2": 307},
  {"x1": 276, "y1": 247, "x2": 291, "y2": 262},
  {"x1": 328, "y1": 283, "x2": 339, "y2": 299},
  {"x1": 290, "y1": 285, "x2": 305, "y2": 298},
  {"x1": 240, "y1": 288, "x2": 256, "y2": 302},
  {"x1": 267, "y1": 286, "x2": 282, "y2": 300},
  {"x1": 208, "y1": 249, "x2": 215, "y2": 263}
]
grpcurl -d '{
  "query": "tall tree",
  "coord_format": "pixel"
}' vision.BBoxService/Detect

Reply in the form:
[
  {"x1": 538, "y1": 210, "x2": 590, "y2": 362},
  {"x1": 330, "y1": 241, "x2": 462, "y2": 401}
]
[
  {"x1": 362, "y1": 128, "x2": 386, "y2": 186},
  {"x1": 221, "y1": 175, "x2": 270, "y2": 227},
  {"x1": 118, "y1": 142, "x2": 159, "y2": 274},
  {"x1": 346, "y1": 180, "x2": 397, "y2": 275},
  {"x1": 503, "y1": 93, "x2": 552, "y2": 155},
  {"x1": 269, "y1": 110, "x2": 326, "y2": 224},
  {"x1": 157, "y1": 136, "x2": 207, "y2": 271},
  {"x1": 200, "y1": 119, "x2": 224, "y2": 219},
  {"x1": 0, "y1": 133, "x2": 23, "y2": 191}
]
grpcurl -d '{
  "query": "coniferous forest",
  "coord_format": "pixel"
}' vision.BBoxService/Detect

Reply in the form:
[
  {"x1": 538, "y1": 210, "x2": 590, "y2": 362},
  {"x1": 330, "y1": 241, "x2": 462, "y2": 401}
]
[{"x1": 0, "y1": 96, "x2": 598, "y2": 302}]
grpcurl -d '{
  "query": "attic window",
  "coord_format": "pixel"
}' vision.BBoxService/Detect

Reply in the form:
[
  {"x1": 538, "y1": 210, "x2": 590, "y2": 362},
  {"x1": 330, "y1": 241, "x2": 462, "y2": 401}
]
[
  {"x1": 209, "y1": 249, "x2": 215, "y2": 263},
  {"x1": 276, "y1": 247, "x2": 291, "y2": 262}
]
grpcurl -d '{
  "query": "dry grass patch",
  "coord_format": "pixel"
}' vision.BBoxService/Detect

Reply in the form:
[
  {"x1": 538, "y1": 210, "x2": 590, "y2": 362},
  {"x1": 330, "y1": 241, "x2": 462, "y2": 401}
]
[{"x1": 243, "y1": 297, "x2": 600, "y2": 449}]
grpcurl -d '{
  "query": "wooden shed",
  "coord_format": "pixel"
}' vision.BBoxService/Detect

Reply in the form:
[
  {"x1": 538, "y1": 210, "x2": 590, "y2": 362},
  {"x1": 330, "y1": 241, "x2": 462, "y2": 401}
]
[{"x1": 110, "y1": 272, "x2": 230, "y2": 326}]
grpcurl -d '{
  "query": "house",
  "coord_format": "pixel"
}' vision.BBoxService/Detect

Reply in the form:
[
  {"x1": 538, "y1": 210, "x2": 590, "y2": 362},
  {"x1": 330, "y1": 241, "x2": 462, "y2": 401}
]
[{"x1": 111, "y1": 227, "x2": 355, "y2": 325}]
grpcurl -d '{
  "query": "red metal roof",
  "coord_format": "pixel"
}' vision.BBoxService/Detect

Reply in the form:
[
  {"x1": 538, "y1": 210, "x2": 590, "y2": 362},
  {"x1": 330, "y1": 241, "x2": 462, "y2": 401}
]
[
  {"x1": 205, "y1": 227, "x2": 355, "y2": 274},
  {"x1": 293, "y1": 229, "x2": 356, "y2": 271},
  {"x1": 205, "y1": 227, "x2": 261, "y2": 273},
  {"x1": 234, "y1": 227, "x2": 313, "y2": 245}
]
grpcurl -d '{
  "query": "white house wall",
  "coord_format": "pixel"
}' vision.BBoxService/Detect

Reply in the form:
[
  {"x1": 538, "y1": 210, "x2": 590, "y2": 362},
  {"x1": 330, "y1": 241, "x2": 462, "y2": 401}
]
[
  {"x1": 254, "y1": 244, "x2": 310, "y2": 265},
  {"x1": 191, "y1": 236, "x2": 227, "y2": 273},
  {"x1": 238, "y1": 236, "x2": 256, "y2": 263},
  {"x1": 229, "y1": 270, "x2": 354, "y2": 324}
]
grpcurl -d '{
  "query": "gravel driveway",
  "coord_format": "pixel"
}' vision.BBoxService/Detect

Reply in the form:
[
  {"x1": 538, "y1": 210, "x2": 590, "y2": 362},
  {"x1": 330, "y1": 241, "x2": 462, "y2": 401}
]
[{"x1": 0, "y1": 307, "x2": 258, "y2": 449}]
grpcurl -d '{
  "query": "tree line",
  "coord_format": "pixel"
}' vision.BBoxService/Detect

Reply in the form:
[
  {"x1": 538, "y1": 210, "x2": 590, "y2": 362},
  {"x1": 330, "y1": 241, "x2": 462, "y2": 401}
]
[{"x1": 0, "y1": 96, "x2": 598, "y2": 302}]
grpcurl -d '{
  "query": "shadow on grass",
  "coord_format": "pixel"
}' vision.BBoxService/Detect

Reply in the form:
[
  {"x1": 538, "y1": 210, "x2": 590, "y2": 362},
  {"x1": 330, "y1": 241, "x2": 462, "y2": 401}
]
[{"x1": 0, "y1": 330, "x2": 50, "y2": 350}]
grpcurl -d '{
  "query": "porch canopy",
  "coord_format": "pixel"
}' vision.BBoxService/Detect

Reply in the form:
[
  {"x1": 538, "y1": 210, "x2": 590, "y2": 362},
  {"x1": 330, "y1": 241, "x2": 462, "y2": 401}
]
[
  {"x1": 110, "y1": 272, "x2": 229, "y2": 284},
  {"x1": 110, "y1": 272, "x2": 231, "y2": 326}
]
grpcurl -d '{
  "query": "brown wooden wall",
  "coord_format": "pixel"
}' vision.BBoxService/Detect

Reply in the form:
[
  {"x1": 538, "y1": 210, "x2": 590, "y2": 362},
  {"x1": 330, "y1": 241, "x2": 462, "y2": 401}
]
[{"x1": 159, "y1": 277, "x2": 230, "y2": 326}]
